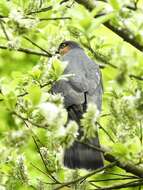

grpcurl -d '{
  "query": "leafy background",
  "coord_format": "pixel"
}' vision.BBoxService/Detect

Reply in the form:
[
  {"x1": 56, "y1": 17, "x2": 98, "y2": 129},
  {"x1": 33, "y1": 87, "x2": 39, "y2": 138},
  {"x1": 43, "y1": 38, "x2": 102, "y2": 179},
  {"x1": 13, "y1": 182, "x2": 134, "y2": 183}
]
[{"x1": 0, "y1": 0, "x2": 143, "y2": 189}]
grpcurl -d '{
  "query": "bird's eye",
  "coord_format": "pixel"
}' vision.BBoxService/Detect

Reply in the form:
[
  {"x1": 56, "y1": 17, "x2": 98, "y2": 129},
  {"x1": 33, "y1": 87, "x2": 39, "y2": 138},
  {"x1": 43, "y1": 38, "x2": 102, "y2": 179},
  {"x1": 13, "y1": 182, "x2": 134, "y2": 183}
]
[{"x1": 59, "y1": 43, "x2": 67, "y2": 49}]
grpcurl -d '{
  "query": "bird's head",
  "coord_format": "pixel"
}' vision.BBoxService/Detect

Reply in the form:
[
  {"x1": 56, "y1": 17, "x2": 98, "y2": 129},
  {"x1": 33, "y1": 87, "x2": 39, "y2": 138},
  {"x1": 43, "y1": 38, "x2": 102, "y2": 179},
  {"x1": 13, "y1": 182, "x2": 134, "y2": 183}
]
[{"x1": 57, "y1": 41, "x2": 81, "y2": 55}]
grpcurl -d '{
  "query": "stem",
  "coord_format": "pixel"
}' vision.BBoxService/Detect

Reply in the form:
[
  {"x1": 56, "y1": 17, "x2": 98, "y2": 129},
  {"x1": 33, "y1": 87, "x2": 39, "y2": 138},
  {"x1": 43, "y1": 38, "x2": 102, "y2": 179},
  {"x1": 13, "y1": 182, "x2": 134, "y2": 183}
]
[
  {"x1": 0, "y1": 20, "x2": 10, "y2": 40},
  {"x1": 54, "y1": 162, "x2": 116, "y2": 190},
  {"x1": 76, "y1": 140, "x2": 143, "y2": 178},
  {"x1": 32, "y1": 136, "x2": 60, "y2": 184},
  {"x1": 27, "y1": 6, "x2": 53, "y2": 15},
  {"x1": 89, "y1": 177, "x2": 138, "y2": 183},
  {"x1": 97, "y1": 122, "x2": 115, "y2": 143},
  {"x1": 12, "y1": 111, "x2": 46, "y2": 128},
  {"x1": 74, "y1": 0, "x2": 143, "y2": 52},
  {"x1": 0, "y1": 45, "x2": 49, "y2": 57},
  {"x1": 94, "y1": 179, "x2": 143, "y2": 190},
  {"x1": 24, "y1": 36, "x2": 52, "y2": 57},
  {"x1": 31, "y1": 162, "x2": 59, "y2": 183},
  {"x1": 40, "y1": 17, "x2": 71, "y2": 21},
  {"x1": 129, "y1": 74, "x2": 143, "y2": 81}
]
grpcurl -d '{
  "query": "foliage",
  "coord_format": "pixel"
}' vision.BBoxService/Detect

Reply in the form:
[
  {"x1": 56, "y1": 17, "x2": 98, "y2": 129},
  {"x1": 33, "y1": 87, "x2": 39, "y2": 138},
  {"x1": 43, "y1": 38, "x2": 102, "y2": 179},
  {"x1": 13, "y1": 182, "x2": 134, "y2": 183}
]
[{"x1": 0, "y1": 0, "x2": 143, "y2": 189}]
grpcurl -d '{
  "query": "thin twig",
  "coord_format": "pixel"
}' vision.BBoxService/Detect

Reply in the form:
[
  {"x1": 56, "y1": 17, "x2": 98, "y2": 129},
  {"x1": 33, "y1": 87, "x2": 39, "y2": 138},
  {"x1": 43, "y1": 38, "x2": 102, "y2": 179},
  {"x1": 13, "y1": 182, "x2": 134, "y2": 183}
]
[
  {"x1": 134, "y1": 0, "x2": 139, "y2": 9},
  {"x1": 129, "y1": 74, "x2": 143, "y2": 81},
  {"x1": 97, "y1": 122, "x2": 115, "y2": 143},
  {"x1": 104, "y1": 171, "x2": 138, "y2": 178},
  {"x1": 60, "y1": 0, "x2": 69, "y2": 4},
  {"x1": 90, "y1": 182, "x2": 101, "y2": 188},
  {"x1": 17, "y1": 81, "x2": 51, "y2": 98},
  {"x1": 40, "y1": 17, "x2": 71, "y2": 21},
  {"x1": 12, "y1": 111, "x2": 46, "y2": 128},
  {"x1": 76, "y1": 140, "x2": 143, "y2": 178},
  {"x1": 75, "y1": 0, "x2": 143, "y2": 52},
  {"x1": 82, "y1": 42, "x2": 118, "y2": 69},
  {"x1": 140, "y1": 120, "x2": 143, "y2": 145},
  {"x1": 18, "y1": 110, "x2": 45, "y2": 147},
  {"x1": 0, "y1": 19, "x2": 10, "y2": 40},
  {"x1": 27, "y1": 6, "x2": 53, "y2": 15},
  {"x1": 31, "y1": 162, "x2": 59, "y2": 183},
  {"x1": 0, "y1": 44, "x2": 50, "y2": 57},
  {"x1": 0, "y1": 14, "x2": 7, "y2": 18},
  {"x1": 89, "y1": 176, "x2": 138, "y2": 183},
  {"x1": 24, "y1": 36, "x2": 52, "y2": 57},
  {"x1": 18, "y1": 115, "x2": 57, "y2": 183},
  {"x1": 32, "y1": 135, "x2": 60, "y2": 184},
  {"x1": 0, "y1": 81, "x2": 52, "y2": 102},
  {"x1": 94, "y1": 179, "x2": 143, "y2": 190},
  {"x1": 54, "y1": 162, "x2": 116, "y2": 190},
  {"x1": 76, "y1": 139, "x2": 105, "y2": 153}
]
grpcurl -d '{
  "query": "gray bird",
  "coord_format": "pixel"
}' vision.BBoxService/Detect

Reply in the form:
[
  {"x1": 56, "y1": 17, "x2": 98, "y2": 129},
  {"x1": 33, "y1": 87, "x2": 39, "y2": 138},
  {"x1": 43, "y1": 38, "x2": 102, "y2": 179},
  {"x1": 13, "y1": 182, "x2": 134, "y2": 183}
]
[{"x1": 52, "y1": 41, "x2": 104, "y2": 170}]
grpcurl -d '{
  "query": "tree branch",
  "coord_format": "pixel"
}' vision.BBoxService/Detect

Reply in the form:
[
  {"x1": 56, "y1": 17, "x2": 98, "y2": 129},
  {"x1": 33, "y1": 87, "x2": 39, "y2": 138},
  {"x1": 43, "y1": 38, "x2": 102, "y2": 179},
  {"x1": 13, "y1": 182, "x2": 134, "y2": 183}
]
[
  {"x1": 74, "y1": 0, "x2": 143, "y2": 52},
  {"x1": 26, "y1": 6, "x2": 53, "y2": 15},
  {"x1": 89, "y1": 176, "x2": 138, "y2": 183},
  {"x1": 82, "y1": 41, "x2": 143, "y2": 82},
  {"x1": 24, "y1": 36, "x2": 52, "y2": 57},
  {"x1": 54, "y1": 162, "x2": 116, "y2": 190},
  {"x1": 81, "y1": 42, "x2": 118, "y2": 69},
  {"x1": 32, "y1": 135, "x2": 60, "y2": 184},
  {"x1": 0, "y1": 81, "x2": 52, "y2": 102},
  {"x1": 11, "y1": 108, "x2": 143, "y2": 179},
  {"x1": 39, "y1": 17, "x2": 71, "y2": 21},
  {"x1": 129, "y1": 74, "x2": 143, "y2": 81},
  {"x1": 12, "y1": 111, "x2": 46, "y2": 128},
  {"x1": 0, "y1": 19, "x2": 10, "y2": 40},
  {"x1": 96, "y1": 0, "x2": 139, "y2": 10},
  {"x1": 31, "y1": 163, "x2": 54, "y2": 179},
  {"x1": 0, "y1": 45, "x2": 51, "y2": 57},
  {"x1": 97, "y1": 122, "x2": 115, "y2": 143},
  {"x1": 94, "y1": 179, "x2": 143, "y2": 190},
  {"x1": 77, "y1": 140, "x2": 143, "y2": 178}
]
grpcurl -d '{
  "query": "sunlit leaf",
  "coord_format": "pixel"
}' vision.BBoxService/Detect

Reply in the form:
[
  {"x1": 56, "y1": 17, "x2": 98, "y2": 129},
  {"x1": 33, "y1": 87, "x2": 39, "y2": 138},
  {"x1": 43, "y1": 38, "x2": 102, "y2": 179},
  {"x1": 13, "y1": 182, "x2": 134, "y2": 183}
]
[
  {"x1": 27, "y1": 84, "x2": 42, "y2": 105},
  {"x1": 109, "y1": 0, "x2": 121, "y2": 11}
]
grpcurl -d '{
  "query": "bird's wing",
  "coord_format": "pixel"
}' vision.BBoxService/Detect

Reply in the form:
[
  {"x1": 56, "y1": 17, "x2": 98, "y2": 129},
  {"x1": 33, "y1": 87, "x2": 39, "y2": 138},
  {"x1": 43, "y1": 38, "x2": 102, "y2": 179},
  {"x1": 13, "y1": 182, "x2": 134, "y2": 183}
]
[
  {"x1": 52, "y1": 49, "x2": 87, "y2": 107},
  {"x1": 62, "y1": 48, "x2": 89, "y2": 93},
  {"x1": 85, "y1": 61, "x2": 103, "y2": 111},
  {"x1": 66, "y1": 49, "x2": 103, "y2": 110},
  {"x1": 52, "y1": 48, "x2": 103, "y2": 109}
]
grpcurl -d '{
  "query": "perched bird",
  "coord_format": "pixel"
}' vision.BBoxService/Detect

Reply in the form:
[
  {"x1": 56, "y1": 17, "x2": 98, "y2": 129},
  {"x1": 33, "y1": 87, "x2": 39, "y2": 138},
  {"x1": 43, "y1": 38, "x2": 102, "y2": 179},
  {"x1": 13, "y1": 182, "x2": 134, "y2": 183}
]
[{"x1": 52, "y1": 41, "x2": 104, "y2": 170}]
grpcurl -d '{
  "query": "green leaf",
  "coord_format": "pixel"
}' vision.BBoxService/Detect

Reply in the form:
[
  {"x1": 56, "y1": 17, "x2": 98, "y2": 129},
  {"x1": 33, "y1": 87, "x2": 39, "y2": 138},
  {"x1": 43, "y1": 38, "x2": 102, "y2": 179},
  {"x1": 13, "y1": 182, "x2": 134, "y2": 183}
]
[
  {"x1": 52, "y1": 59, "x2": 64, "y2": 76},
  {"x1": 0, "y1": 93, "x2": 4, "y2": 100},
  {"x1": 79, "y1": 17, "x2": 92, "y2": 30},
  {"x1": 4, "y1": 91, "x2": 17, "y2": 110},
  {"x1": 27, "y1": 85, "x2": 42, "y2": 105},
  {"x1": 51, "y1": 58, "x2": 67, "y2": 81},
  {"x1": 111, "y1": 143, "x2": 128, "y2": 158},
  {"x1": 94, "y1": 12, "x2": 116, "y2": 28},
  {"x1": 0, "y1": 0, "x2": 9, "y2": 15},
  {"x1": 30, "y1": 68, "x2": 42, "y2": 80},
  {"x1": 109, "y1": 0, "x2": 121, "y2": 11},
  {"x1": 91, "y1": 6, "x2": 105, "y2": 17}
]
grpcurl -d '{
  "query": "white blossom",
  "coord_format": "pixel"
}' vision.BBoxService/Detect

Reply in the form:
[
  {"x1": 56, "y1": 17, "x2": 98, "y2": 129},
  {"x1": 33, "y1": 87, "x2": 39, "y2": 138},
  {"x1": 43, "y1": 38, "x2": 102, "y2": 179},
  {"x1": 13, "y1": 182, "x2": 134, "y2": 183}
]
[
  {"x1": 9, "y1": 9, "x2": 24, "y2": 22},
  {"x1": 39, "y1": 102, "x2": 59, "y2": 125}
]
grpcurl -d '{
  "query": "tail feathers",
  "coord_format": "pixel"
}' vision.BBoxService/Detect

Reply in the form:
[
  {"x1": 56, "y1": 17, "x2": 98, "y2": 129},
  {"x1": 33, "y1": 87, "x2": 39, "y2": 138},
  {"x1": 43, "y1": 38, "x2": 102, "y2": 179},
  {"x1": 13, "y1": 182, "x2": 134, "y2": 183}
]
[
  {"x1": 64, "y1": 135, "x2": 104, "y2": 170},
  {"x1": 66, "y1": 104, "x2": 104, "y2": 170}
]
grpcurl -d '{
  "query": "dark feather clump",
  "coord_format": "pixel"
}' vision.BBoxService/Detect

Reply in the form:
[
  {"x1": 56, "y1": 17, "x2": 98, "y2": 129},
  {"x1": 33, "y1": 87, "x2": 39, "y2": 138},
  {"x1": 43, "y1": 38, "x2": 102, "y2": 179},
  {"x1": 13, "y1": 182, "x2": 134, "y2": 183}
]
[{"x1": 64, "y1": 104, "x2": 104, "y2": 170}]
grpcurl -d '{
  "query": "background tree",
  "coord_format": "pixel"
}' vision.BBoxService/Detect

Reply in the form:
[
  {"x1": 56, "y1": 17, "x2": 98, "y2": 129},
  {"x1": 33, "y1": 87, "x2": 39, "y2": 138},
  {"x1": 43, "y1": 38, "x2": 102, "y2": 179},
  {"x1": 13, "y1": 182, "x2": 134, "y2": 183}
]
[{"x1": 0, "y1": 0, "x2": 143, "y2": 189}]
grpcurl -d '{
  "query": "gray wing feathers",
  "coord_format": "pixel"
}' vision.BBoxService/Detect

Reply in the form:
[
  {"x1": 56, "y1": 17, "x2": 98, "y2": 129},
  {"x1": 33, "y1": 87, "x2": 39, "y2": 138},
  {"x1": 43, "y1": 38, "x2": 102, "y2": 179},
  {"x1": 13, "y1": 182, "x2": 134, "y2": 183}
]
[
  {"x1": 63, "y1": 50, "x2": 89, "y2": 92},
  {"x1": 52, "y1": 48, "x2": 103, "y2": 109}
]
